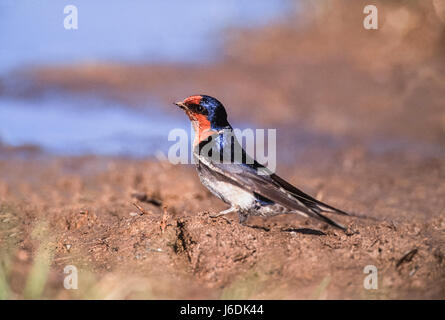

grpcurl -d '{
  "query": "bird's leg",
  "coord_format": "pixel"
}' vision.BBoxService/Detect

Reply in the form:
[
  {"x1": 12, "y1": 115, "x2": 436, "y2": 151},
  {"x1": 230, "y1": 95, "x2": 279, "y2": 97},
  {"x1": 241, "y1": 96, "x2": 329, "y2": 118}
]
[
  {"x1": 209, "y1": 206, "x2": 237, "y2": 218},
  {"x1": 238, "y1": 212, "x2": 248, "y2": 224}
]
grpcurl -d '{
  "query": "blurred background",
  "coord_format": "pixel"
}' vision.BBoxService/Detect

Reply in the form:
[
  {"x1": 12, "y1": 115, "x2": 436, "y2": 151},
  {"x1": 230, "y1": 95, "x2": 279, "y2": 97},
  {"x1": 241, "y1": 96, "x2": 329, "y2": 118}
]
[
  {"x1": 0, "y1": 0, "x2": 292, "y2": 156},
  {"x1": 1, "y1": 0, "x2": 444, "y2": 159}
]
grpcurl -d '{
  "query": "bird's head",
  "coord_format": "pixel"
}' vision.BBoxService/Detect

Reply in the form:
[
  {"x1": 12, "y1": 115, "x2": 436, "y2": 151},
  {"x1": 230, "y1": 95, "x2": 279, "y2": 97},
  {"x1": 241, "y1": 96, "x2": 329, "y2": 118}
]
[
  {"x1": 175, "y1": 95, "x2": 229, "y2": 129},
  {"x1": 175, "y1": 95, "x2": 230, "y2": 145}
]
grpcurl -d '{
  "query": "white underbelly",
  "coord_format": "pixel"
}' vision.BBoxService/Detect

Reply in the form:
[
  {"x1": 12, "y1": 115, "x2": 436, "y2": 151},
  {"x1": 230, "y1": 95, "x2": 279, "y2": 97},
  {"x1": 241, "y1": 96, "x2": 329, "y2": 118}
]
[{"x1": 200, "y1": 175, "x2": 256, "y2": 210}]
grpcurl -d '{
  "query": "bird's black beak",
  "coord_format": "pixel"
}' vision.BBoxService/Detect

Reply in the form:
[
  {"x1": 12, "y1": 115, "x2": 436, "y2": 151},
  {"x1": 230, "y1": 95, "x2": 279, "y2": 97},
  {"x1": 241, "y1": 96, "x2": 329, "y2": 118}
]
[{"x1": 174, "y1": 101, "x2": 187, "y2": 110}]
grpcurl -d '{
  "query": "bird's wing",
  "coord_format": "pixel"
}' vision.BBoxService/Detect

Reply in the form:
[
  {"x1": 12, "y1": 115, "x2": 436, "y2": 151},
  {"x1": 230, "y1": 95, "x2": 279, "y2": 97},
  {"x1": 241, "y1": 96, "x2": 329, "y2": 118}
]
[
  {"x1": 197, "y1": 152, "x2": 348, "y2": 230},
  {"x1": 269, "y1": 173, "x2": 350, "y2": 216}
]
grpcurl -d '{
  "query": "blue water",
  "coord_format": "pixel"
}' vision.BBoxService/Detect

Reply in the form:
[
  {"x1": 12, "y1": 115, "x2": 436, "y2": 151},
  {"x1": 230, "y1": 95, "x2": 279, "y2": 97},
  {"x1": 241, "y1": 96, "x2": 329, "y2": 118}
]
[
  {"x1": 2, "y1": 92, "x2": 444, "y2": 159},
  {"x1": 0, "y1": 1, "x2": 293, "y2": 156},
  {"x1": 4, "y1": 1, "x2": 440, "y2": 160},
  {"x1": 0, "y1": 93, "x2": 188, "y2": 156},
  {"x1": 0, "y1": 0, "x2": 292, "y2": 74}
]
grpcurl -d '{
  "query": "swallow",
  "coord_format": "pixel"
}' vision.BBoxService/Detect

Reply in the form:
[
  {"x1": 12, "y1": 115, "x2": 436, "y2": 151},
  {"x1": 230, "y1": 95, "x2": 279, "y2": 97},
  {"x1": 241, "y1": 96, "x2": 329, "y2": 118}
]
[{"x1": 174, "y1": 95, "x2": 350, "y2": 230}]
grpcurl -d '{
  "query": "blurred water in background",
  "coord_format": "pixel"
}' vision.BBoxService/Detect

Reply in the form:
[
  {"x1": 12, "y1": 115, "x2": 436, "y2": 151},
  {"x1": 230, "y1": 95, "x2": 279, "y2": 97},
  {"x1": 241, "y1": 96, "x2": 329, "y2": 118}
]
[
  {"x1": 3, "y1": 1, "x2": 441, "y2": 160},
  {"x1": 0, "y1": 0, "x2": 291, "y2": 73},
  {"x1": 0, "y1": 93, "x2": 187, "y2": 156},
  {"x1": 0, "y1": 0, "x2": 292, "y2": 156}
]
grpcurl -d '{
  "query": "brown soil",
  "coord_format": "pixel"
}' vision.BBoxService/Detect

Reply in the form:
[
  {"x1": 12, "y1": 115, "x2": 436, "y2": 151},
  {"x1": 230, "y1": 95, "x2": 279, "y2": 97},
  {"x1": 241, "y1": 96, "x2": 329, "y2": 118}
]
[{"x1": 1, "y1": 152, "x2": 444, "y2": 299}]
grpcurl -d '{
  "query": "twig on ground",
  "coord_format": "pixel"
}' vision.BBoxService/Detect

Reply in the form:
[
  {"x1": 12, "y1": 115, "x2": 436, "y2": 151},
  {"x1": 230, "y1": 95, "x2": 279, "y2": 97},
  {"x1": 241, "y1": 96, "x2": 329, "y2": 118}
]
[
  {"x1": 132, "y1": 202, "x2": 148, "y2": 216},
  {"x1": 396, "y1": 248, "x2": 418, "y2": 268},
  {"x1": 160, "y1": 206, "x2": 169, "y2": 234}
]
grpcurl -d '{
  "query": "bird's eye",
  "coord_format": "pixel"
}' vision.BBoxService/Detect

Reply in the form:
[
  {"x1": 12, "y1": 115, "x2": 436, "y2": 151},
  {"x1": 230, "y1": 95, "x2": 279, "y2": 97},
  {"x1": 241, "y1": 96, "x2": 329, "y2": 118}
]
[
  {"x1": 188, "y1": 103, "x2": 207, "y2": 114},
  {"x1": 191, "y1": 104, "x2": 205, "y2": 113}
]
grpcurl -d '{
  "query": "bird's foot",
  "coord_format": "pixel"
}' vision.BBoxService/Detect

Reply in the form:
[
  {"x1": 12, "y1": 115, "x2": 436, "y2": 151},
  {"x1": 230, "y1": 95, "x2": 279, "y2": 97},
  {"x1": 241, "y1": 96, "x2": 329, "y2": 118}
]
[
  {"x1": 209, "y1": 206, "x2": 237, "y2": 218},
  {"x1": 238, "y1": 213, "x2": 248, "y2": 224}
]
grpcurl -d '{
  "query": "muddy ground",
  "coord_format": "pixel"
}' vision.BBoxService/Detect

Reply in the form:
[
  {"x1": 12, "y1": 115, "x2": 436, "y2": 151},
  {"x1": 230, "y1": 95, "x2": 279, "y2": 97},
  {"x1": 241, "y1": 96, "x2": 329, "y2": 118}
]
[
  {"x1": 1, "y1": 151, "x2": 444, "y2": 299},
  {"x1": 1, "y1": 0, "x2": 445, "y2": 299}
]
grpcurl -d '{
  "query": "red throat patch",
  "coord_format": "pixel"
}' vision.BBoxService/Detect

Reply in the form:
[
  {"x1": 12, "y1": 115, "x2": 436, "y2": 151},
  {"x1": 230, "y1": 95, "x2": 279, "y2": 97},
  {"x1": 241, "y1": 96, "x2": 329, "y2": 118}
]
[
  {"x1": 187, "y1": 112, "x2": 217, "y2": 146},
  {"x1": 182, "y1": 95, "x2": 218, "y2": 146}
]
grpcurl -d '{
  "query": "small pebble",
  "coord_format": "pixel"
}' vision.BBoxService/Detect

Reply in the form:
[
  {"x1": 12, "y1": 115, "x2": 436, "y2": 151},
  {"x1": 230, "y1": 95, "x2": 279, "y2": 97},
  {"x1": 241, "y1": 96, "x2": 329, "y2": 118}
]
[{"x1": 17, "y1": 250, "x2": 28, "y2": 261}]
